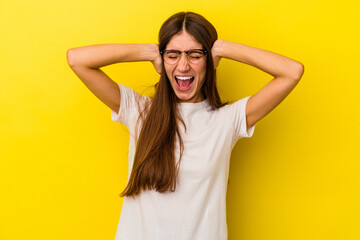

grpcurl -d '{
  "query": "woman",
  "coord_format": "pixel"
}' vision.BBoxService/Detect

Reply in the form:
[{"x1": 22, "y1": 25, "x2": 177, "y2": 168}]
[{"x1": 67, "y1": 11, "x2": 304, "y2": 240}]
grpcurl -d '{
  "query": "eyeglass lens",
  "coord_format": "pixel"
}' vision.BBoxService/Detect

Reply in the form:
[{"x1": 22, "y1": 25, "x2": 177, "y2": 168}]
[{"x1": 163, "y1": 50, "x2": 205, "y2": 64}]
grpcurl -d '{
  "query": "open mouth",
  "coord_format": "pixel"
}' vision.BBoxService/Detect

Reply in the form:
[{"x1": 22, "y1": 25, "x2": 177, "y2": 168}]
[{"x1": 175, "y1": 76, "x2": 195, "y2": 91}]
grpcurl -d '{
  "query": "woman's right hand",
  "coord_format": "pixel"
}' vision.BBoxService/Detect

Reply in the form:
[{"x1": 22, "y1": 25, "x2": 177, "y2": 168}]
[{"x1": 150, "y1": 44, "x2": 163, "y2": 74}]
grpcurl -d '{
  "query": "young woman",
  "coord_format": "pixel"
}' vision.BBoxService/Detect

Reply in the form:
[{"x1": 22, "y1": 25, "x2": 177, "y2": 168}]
[{"x1": 67, "y1": 11, "x2": 304, "y2": 240}]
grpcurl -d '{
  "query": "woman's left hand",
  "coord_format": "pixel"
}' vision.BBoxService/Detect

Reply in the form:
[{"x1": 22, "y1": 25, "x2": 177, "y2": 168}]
[{"x1": 211, "y1": 39, "x2": 223, "y2": 70}]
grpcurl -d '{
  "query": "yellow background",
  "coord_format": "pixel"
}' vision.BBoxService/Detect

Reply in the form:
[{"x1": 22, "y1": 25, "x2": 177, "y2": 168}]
[{"x1": 1, "y1": 0, "x2": 359, "y2": 239}]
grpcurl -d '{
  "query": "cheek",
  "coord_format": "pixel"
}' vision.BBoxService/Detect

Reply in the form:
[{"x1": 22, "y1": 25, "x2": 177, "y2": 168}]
[
  {"x1": 164, "y1": 66, "x2": 174, "y2": 80},
  {"x1": 197, "y1": 64, "x2": 207, "y2": 80},
  {"x1": 198, "y1": 66, "x2": 207, "y2": 87}
]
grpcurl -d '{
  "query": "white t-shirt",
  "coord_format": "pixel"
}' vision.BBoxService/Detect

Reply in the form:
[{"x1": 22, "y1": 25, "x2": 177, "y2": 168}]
[{"x1": 111, "y1": 83, "x2": 255, "y2": 240}]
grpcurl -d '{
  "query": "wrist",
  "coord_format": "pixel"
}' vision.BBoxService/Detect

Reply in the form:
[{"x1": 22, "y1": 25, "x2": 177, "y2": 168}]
[
  {"x1": 213, "y1": 39, "x2": 229, "y2": 59},
  {"x1": 145, "y1": 43, "x2": 160, "y2": 62}
]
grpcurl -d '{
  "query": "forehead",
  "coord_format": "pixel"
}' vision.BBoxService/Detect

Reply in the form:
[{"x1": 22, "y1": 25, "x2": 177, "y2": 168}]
[{"x1": 166, "y1": 31, "x2": 203, "y2": 50}]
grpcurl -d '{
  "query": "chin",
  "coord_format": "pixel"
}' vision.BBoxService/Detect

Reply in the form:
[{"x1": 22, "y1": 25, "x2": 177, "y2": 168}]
[
  {"x1": 174, "y1": 90, "x2": 202, "y2": 103},
  {"x1": 178, "y1": 97, "x2": 194, "y2": 102}
]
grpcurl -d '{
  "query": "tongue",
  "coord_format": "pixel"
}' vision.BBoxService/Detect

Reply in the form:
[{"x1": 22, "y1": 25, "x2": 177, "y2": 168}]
[{"x1": 179, "y1": 79, "x2": 192, "y2": 89}]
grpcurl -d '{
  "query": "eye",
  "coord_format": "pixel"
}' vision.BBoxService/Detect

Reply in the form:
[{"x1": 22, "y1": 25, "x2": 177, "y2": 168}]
[
  {"x1": 165, "y1": 51, "x2": 180, "y2": 59},
  {"x1": 188, "y1": 51, "x2": 203, "y2": 59}
]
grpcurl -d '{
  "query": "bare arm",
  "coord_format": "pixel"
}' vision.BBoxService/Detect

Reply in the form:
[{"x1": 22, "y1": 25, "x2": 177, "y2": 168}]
[
  {"x1": 66, "y1": 44, "x2": 162, "y2": 114},
  {"x1": 212, "y1": 39, "x2": 304, "y2": 129}
]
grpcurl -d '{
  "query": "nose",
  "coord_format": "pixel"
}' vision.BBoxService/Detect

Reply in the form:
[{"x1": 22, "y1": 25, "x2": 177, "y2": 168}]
[{"x1": 177, "y1": 52, "x2": 190, "y2": 72}]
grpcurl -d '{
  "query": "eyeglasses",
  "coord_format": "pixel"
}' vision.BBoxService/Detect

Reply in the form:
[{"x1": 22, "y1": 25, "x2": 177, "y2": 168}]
[{"x1": 160, "y1": 49, "x2": 207, "y2": 65}]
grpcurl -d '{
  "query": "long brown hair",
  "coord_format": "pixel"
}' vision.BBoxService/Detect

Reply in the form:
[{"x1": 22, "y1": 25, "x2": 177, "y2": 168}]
[{"x1": 120, "y1": 11, "x2": 226, "y2": 198}]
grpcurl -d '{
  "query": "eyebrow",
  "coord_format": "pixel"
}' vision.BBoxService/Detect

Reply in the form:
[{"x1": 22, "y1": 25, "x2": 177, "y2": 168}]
[{"x1": 163, "y1": 48, "x2": 204, "y2": 51}]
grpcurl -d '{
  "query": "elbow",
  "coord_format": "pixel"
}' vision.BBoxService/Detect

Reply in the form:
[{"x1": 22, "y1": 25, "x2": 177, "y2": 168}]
[
  {"x1": 297, "y1": 62, "x2": 305, "y2": 79},
  {"x1": 288, "y1": 62, "x2": 304, "y2": 82},
  {"x1": 66, "y1": 48, "x2": 77, "y2": 68}
]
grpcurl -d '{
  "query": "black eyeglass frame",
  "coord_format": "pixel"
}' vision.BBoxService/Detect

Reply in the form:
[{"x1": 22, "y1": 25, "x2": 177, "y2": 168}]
[{"x1": 160, "y1": 49, "x2": 208, "y2": 64}]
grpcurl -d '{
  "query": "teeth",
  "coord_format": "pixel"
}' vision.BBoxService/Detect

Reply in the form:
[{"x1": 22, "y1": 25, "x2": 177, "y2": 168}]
[{"x1": 176, "y1": 76, "x2": 194, "y2": 80}]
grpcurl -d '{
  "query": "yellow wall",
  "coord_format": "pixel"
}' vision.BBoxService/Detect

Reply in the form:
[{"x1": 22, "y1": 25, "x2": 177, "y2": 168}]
[{"x1": 1, "y1": 0, "x2": 359, "y2": 239}]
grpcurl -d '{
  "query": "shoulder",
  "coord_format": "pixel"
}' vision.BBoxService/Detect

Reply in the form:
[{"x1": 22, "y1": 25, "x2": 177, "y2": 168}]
[
  {"x1": 218, "y1": 96, "x2": 251, "y2": 114},
  {"x1": 111, "y1": 83, "x2": 151, "y2": 124},
  {"x1": 117, "y1": 83, "x2": 151, "y2": 108}
]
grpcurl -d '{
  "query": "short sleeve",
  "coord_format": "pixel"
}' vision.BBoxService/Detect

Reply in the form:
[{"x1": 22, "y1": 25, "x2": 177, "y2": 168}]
[
  {"x1": 230, "y1": 96, "x2": 255, "y2": 141},
  {"x1": 110, "y1": 83, "x2": 145, "y2": 128}
]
